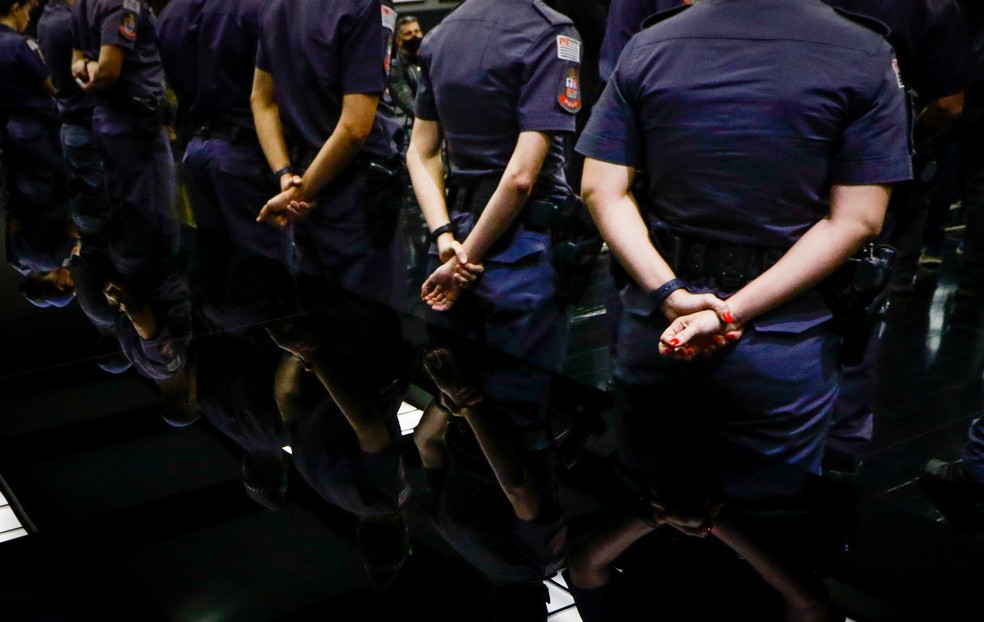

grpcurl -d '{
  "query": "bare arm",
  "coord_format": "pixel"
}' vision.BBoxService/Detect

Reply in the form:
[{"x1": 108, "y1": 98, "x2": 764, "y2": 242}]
[
  {"x1": 298, "y1": 92, "x2": 378, "y2": 200},
  {"x1": 567, "y1": 510, "x2": 656, "y2": 589},
  {"x1": 461, "y1": 130, "x2": 550, "y2": 263},
  {"x1": 250, "y1": 68, "x2": 292, "y2": 180},
  {"x1": 413, "y1": 400, "x2": 450, "y2": 469},
  {"x1": 80, "y1": 44, "x2": 123, "y2": 91},
  {"x1": 580, "y1": 157, "x2": 730, "y2": 321},
  {"x1": 407, "y1": 118, "x2": 449, "y2": 234},
  {"x1": 725, "y1": 184, "x2": 889, "y2": 326}
]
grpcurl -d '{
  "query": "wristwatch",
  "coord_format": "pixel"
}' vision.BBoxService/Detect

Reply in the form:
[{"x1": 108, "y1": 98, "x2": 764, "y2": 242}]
[
  {"x1": 430, "y1": 223, "x2": 454, "y2": 243},
  {"x1": 650, "y1": 278, "x2": 686, "y2": 306}
]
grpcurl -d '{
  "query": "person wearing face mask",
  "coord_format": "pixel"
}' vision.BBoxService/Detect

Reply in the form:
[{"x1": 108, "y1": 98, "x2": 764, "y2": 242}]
[{"x1": 389, "y1": 15, "x2": 423, "y2": 120}]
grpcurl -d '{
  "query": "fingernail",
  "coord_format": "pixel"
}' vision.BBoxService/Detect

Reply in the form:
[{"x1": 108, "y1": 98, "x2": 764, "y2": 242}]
[
  {"x1": 725, "y1": 332, "x2": 739, "y2": 341},
  {"x1": 686, "y1": 348, "x2": 695, "y2": 356},
  {"x1": 713, "y1": 335, "x2": 725, "y2": 345},
  {"x1": 668, "y1": 338, "x2": 680, "y2": 346},
  {"x1": 723, "y1": 312, "x2": 733, "y2": 324}
]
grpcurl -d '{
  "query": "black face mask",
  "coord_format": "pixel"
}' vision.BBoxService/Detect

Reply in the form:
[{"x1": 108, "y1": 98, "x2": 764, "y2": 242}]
[{"x1": 402, "y1": 36, "x2": 423, "y2": 54}]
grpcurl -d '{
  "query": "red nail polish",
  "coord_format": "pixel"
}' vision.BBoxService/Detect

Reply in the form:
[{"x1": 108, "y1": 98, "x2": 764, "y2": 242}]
[
  {"x1": 725, "y1": 332, "x2": 739, "y2": 341},
  {"x1": 723, "y1": 312, "x2": 733, "y2": 324},
  {"x1": 686, "y1": 348, "x2": 696, "y2": 356},
  {"x1": 668, "y1": 338, "x2": 680, "y2": 347}
]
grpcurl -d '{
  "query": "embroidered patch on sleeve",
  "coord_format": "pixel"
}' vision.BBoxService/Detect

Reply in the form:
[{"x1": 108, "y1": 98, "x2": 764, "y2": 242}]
[
  {"x1": 891, "y1": 58, "x2": 904, "y2": 89},
  {"x1": 119, "y1": 0, "x2": 141, "y2": 41},
  {"x1": 558, "y1": 65, "x2": 581, "y2": 113},
  {"x1": 556, "y1": 35, "x2": 581, "y2": 63}
]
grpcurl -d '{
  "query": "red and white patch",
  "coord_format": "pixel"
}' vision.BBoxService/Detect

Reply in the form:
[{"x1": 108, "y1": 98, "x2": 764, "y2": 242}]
[
  {"x1": 891, "y1": 58, "x2": 904, "y2": 89},
  {"x1": 558, "y1": 65, "x2": 581, "y2": 113},
  {"x1": 556, "y1": 35, "x2": 582, "y2": 63}
]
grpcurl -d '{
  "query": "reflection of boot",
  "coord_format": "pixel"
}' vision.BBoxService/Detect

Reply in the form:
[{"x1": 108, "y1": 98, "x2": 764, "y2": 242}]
[
  {"x1": 242, "y1": 450, "x2": 289, "y2": 511},
  {"x1": 920, "y1": 459, "x2": 984, "y2": 529},
  {"x1": 356, "y1": 512, "x2": 409, "y2": 591}
]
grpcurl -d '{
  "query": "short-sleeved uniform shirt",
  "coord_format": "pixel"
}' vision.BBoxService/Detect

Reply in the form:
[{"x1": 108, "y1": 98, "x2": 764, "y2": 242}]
[
  {"x1": 0, "y1": 24, "x2": 56, "y2": 115},
  {"x1": 599, "y1": 0, "x2": 685, "y2": 83},
  {"x1": 414, "y1": 0, "x2": 582, "y2": 199},
  {"x1": 37, "y1": 0, "x2": 94, "y2": 120},
  {"x1": 158, "y1": 0, "x2": 264, "y2": 131},
  {"x1": 72, "y1": 0, "x2": 166, "y2": 103},
  {"x1": 824, "y1": 0, "x2": 979, "y2": 104},
  {"x1": 255, "y1": 0, "x2": 400, "y2": 160},
  {"x1": 576, "y1": 0, "x2": 913, "y2": 248}
]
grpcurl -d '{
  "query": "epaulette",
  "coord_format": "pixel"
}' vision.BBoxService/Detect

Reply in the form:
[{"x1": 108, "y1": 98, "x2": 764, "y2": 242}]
[
  {"x1": 641, "y1": 4, "x2": 692, "y2": 29},
  {"x1": 832, "y1": 7, "x2": 891, "y2": 37}
]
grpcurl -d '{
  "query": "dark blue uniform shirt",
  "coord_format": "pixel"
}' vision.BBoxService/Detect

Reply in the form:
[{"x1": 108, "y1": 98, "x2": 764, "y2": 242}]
[
  {"x1": 37, "y1": 0, "x2": 94, "y2": 120},
  {"x1": 255, "y1": 0, "x2": 400, "y2": 160},
  {"x1": 577, "y1": 0, "x2": 913, "y2": 247},
  {"x1": 72, "y1": 0, "x2": 166, "y2": 102},
  {"x1": 415, "y1": 0, "x2": 581, "y2": 199},
  {"x1": 155, "y1": 0, "x2": 202, "y2": 119},
  {"x1": 599, "y1": 0, "x2": 685, "y2": 83},
  {"x1": 158, "y1": 0, "x2": 264, "y2": 130},
  {"x1": 0, "y1": 24, "x2": 56, "y2": 115},
  {"x1": 824, "y1": 0, "x2": 979, "y2": 103}
]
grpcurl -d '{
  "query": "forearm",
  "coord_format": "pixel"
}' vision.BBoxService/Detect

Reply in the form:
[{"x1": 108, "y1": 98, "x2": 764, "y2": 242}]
[
  {"x1": 587, "y1": 190, "x2": 676, "y2": 292},
  {"x1": 568, "y1": 511, "x2": 655, "y2": 588},
  {"x1": 460, "y1": 405, "x2": 540, "y2": 521},
  {"x1": 252, "y1": 100, "x2": 291, "y2": 173},
  {"x1": 299, "y1": 125, "x2": 367, "y2": 198},
  {"x1": 726, "y1": 208, "x2": 883, "y2": 326},
  {"x1": 407, "y1": 142, "x2": 449, "y2": 232},
  {"x1": 413, "y1": 400, "x2": 450, "y2": 469},
  {"x1": 461, "y1": 131, "x2": 550, "y2": 262}
]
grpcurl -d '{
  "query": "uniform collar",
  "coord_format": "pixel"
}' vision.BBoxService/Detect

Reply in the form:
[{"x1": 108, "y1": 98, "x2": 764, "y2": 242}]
[{"x1": 0, "y1": 23, "x2": 16, "y2": 34}]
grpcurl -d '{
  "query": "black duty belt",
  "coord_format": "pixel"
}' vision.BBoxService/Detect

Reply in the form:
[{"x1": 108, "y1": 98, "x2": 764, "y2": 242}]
[
  {"x1": 446, "y1": 174, "x2": 566, "y2": 234},
  {"x1": 194, "y1": 121, "x2": 257, "y2": 146},
  {"x1": 650, "y1": 225, "x2": 787, "y2": 291}
]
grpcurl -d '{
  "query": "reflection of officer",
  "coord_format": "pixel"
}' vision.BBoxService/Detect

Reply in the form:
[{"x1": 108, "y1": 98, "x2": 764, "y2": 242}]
[
  {"x1": 37, "y1": 0, "x2": 108, "y2": 238},
  {"x1": 72, "y1": 0, "x2": 177, "y2": 277},
  {"x1": 578, "y1": 0, "x2": 912, "y2": 474},
  {"x1": 408, "y1": 0, "x2": 583, "y2": 374},
  {"x1": 1, "y1": 0, "x2": 75, "y2": 280},
  {"x1": 252, "y1": 0, "x2": 405, "y2": 307}
]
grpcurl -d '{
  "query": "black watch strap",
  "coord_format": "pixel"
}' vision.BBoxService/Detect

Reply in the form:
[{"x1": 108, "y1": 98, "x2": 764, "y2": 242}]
[
  {"x1": 430, "y1": 223, "x2": 454, "y2": 243},
  {"x1": 650, "y1": 278, "x2": 686, "y2": 306},
  {"x1": 272, "y1": 165, "x2": 296, "y2": 181}
]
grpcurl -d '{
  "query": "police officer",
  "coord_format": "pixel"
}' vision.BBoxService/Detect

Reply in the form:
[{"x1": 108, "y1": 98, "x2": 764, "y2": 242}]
[
  {"x1": 578, "y1": 0, "x2": 912, "y2": 475},
  {"x1": 71, "y1": 0, "x2": 178, "y2": 277},
  {"x1": 408, "y1": 0, "x2": 583, "y2": 375},
  {"x1": 1, "y1": 0, "x2": 76, "y2": 288},
  {"x1": 36, "y1": 0, "x2": 108, "y2": 239},
  {"x1": 157, "y1": 0, "x2": 294, "y2": 331},
  {"x1": 252, "y1": 0, "x2": 405, "y2": 309}
]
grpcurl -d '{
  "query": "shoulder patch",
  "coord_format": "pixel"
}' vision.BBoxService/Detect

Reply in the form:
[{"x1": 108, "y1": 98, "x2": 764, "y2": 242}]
[
  {"x1": 558, "y1": 64, "x2": 581, "y2": 114},
  {"x1": 25, "y1": 38, "x2": 42, "y2": 57},
  {"x1": 381, "y1": 4, "x2": 397, "y2": 32},
  {"x1": 119, "y1": 0, "x2": 140, "y2": 42},
  {"x1": 832, "y1": 7, "x2": 890, "y2": 37},
  {"x1": 533, "y1": 0, "x2": 574, "y2": 27},
  {"x1": 556, "y1": 35, "x2": 581, "y2": 63},
  {"x1": 641, "y1": 4, "x2": 691, "y2": 29}
]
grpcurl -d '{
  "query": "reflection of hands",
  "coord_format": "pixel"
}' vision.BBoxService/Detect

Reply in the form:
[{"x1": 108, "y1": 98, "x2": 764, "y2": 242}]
[
  {"x1": 423, "y1": 347, "x2": 483, "y2": 411},
  {"x1": 257, "y1": 184, "x2": 316, "y2": 229},
  {"x1": 659, "y1": 309, "x2": 743, "y2": 360},
  {"x1": 104, "y1": 282, "x2": 158, "y2": 339},
  {"x1": 421, "y1": 256, "x2": 484, "y2": 311},
  {"x1": 649, "y1": 498, "x2": 725, "y2": 538},
  {"x1": 71, "y1": 59, "x2": 88, "y2": 82}
]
